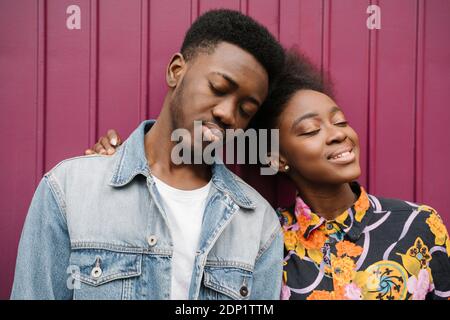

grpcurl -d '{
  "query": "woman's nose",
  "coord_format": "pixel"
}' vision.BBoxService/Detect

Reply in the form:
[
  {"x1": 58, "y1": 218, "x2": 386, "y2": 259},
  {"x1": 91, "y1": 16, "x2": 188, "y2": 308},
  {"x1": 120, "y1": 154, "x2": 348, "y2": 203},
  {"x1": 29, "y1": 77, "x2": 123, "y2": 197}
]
[{"x1": 325, "y1": 125, "x2": 347, "y2": 144}]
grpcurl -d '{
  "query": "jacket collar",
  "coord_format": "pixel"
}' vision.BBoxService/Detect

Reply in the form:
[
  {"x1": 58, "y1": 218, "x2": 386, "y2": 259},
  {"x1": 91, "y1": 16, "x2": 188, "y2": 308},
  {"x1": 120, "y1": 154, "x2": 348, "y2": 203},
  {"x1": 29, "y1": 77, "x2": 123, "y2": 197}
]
[{"x1": 109, "y1": 120, "x2": 255, "y2": 209}]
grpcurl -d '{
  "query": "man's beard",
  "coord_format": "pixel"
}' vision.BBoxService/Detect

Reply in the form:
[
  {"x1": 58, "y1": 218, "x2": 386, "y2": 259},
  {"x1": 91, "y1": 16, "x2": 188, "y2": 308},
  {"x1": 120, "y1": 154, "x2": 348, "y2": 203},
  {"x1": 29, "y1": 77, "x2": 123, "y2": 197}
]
[
  {"x1": 169, "y1": 77, "x2": 186, "y2": 132},
  {"x1": 168, "y1": 78, "x2": 197, "y2": 162}
]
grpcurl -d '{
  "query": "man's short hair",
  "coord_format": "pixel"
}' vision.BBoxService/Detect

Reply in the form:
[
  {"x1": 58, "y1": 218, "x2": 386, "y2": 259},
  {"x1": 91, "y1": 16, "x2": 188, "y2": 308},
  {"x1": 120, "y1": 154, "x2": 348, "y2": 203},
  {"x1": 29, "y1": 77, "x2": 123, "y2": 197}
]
[{"x1": 181, "y1": 9, "x2": 285, "y2": 87}]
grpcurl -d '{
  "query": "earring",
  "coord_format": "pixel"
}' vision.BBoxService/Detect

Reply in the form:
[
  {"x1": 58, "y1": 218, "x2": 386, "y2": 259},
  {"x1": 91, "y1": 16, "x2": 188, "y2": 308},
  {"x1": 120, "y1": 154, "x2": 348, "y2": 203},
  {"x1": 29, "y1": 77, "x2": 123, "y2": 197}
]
[{"x1": 284, "y1": 165, "x2": 290, "y2": 172}]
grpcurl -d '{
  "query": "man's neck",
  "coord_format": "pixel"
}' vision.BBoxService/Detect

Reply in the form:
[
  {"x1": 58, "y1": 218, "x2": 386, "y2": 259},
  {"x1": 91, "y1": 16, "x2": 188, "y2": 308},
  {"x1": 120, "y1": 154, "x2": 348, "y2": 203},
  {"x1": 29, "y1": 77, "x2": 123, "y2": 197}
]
[{"x1": 144, "y1": 108, "x2": 212, "y2": 190}]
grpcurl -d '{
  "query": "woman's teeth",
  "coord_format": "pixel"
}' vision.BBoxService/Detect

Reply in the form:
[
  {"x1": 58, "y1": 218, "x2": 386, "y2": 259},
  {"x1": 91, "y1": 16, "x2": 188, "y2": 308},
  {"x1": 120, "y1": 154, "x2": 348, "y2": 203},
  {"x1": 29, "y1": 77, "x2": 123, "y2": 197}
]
[{"x1": 331, "y1": 151, "x2": 351, "y2": 160}]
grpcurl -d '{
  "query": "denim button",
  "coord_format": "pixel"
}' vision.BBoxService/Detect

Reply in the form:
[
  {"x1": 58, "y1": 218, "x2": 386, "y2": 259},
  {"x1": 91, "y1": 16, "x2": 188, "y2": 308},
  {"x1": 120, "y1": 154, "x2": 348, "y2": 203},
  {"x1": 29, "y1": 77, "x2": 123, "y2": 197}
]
[
  {"x1": 326, "y1": 223, "x2": 333, "y2": 230},
  {"x1": 91, "y1": 266, "x2": 102, "y2": 278},
  {"x1": 147, "y1": 235, "x2": 158, "y2": 247},
  {"x1": 240, "y1": 286, "x2": 248, "y2": 297}
]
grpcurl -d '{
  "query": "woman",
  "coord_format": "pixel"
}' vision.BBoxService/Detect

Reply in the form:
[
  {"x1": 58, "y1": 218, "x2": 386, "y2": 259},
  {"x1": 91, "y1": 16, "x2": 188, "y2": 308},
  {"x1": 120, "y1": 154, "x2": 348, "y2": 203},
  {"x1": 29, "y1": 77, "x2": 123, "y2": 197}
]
[{"x1": 89, "y1": 50, "x2": 450, "y2": 300}]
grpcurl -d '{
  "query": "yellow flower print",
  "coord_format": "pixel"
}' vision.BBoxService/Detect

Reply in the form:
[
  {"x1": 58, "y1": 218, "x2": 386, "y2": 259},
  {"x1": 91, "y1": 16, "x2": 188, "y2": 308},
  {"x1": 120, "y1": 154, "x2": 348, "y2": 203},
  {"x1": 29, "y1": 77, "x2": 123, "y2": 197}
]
[
  {"x1": 366, "y1": 273, "x2": 381, "y2": 291},
  {"x1": 307, "y1": 248, "x2": 323, "y2": 265},
  {"x1": 309, "y1": 213, "x2": 321, "y2": 226},
  {"x1": 363, "y1": 261, "x2": 408, "y2": 300},
  {"x1": 284, "y1": 230, "x2": 298, "y2": 251},
  {"x1": 331, "y1": 256, "x2": 357, "y2": 287},
  {"x1": 283, "y1": 269, "x2": 288, "y2": 283},
  {"x1": 336, "y1": 210, "x2": 349, "y2": 228},
  {"x1": 426, "y1": 212, "x2": 449, "y2": 246},
  {"x1": 406, "y1": 237, "x2": 431, "y2": 270},
  {"x1": 446, "y1": 237, "x2": 450, "y2": 257},
  {"x1": 280, "y1": 210, "x2": 293, "y2": 226},
  {"x1": 295, "y1": 242, "x2": 306, "y2": 259},
  {"x1": 418, "y1": 205, "x2": 436, "y2": 214}
]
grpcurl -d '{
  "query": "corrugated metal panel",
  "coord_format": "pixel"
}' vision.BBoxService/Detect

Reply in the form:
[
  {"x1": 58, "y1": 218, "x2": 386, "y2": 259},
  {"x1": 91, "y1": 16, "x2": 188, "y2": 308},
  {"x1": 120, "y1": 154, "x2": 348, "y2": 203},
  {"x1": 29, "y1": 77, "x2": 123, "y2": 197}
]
[{"x1": 0, "y1": 0, "x2": 449, "y2": 299}]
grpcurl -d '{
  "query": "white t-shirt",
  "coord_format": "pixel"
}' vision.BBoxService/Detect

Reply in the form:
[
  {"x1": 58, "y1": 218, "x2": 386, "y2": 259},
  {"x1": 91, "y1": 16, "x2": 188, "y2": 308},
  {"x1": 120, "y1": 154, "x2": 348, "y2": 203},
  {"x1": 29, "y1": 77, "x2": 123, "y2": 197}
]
[{"x1": 152, "y1": 175, "x2": 212, "y2": 300}]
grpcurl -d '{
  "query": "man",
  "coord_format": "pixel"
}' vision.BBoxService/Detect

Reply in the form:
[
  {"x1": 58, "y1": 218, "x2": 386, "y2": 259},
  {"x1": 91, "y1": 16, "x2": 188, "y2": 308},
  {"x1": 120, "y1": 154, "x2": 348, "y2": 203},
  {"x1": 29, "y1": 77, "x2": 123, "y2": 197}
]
[{"x1": 11, "y1": 9, "x2": 285, "y2": 300}]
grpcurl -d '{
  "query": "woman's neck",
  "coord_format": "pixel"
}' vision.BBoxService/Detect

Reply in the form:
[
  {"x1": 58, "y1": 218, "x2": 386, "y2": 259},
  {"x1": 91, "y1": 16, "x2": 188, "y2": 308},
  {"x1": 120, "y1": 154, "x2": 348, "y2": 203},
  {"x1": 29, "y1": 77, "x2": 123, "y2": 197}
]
[{"x1": 295, "y1": 181, "x2": 357, "y2": 221}]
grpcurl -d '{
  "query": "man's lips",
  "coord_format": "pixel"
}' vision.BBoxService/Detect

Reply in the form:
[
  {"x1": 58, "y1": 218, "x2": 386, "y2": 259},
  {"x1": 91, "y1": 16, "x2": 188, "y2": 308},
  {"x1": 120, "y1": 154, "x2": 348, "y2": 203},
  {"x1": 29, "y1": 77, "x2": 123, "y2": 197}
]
[{"x1": 202, "y1": 121, "x2": 225, "y2": 142}]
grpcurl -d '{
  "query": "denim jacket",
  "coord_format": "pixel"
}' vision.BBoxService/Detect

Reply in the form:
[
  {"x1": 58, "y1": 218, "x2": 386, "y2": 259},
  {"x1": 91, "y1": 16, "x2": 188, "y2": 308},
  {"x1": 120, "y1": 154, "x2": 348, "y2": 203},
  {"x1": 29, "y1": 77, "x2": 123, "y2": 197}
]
[{"x1": 11, "y1": 120, "x2": 283, "y2": 300}]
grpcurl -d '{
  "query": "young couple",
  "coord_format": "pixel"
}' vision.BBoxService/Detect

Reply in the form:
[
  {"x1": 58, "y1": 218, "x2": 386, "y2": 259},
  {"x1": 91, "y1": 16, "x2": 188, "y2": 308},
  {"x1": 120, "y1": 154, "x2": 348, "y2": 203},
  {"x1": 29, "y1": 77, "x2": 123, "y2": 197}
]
[{"x1": 12, "y1": 9, "x2": 449, "y2": 300}]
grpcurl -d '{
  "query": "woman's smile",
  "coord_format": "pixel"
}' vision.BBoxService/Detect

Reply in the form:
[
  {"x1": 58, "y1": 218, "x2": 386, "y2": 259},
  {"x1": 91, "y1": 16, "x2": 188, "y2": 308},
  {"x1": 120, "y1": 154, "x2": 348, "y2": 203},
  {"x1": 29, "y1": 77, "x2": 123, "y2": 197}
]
[{"x1": 326, "y1": 143, "x2": 356, "y2": 165}]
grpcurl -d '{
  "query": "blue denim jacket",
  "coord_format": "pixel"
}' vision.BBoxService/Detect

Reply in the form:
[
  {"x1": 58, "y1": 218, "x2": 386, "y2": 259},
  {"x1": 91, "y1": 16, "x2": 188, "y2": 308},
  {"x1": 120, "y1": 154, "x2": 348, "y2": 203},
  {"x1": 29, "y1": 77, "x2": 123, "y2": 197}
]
[{"x1": 11, "y1": 120, "x2": 283, "y2": 300}]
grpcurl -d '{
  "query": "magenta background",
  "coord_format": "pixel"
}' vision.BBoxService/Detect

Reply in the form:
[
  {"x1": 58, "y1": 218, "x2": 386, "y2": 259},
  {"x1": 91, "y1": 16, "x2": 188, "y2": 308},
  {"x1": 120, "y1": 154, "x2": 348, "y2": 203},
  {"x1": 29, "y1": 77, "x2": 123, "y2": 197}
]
[{"x1": 1, "y1": 0, "x2": 449, "y2": 299}]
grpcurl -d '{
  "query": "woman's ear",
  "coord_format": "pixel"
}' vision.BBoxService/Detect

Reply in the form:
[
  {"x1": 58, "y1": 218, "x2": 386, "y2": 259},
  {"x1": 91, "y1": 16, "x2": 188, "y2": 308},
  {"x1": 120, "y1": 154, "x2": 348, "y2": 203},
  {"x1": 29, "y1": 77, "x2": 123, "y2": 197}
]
[{"x1": 166, "y1": 53, "x2": 186, "y2": 88}]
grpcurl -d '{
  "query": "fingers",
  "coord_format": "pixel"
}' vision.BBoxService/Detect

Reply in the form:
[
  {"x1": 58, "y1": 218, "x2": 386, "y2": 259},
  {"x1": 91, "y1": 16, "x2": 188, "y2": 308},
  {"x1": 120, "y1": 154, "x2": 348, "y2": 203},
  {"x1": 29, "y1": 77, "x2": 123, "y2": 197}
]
[
  {"x1": 93, "y1": 141, "x2": 107, "y2": 155},
  {"x1": 107, "y1": 129, "x2": 121, "y2": 147},
  {"x1": 99, "y1": 136, "x2": 115, "y2": 155},
  {"x1": 85, "y1": 129, "x2": 121, "y2": 156}
]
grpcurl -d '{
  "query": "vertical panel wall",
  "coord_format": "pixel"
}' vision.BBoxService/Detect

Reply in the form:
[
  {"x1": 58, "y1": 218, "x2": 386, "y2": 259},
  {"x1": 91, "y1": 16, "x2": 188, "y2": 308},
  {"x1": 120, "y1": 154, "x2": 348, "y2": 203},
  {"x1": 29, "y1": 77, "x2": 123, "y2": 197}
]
[
  {"x1": 419, "y1": 0, "x2": 450, "y2": 220},
  {"x1": 0, "y1": 0, "x2": 449, "y2": 299},
  {"x1": 0, "y1": 0, "x2": 41, "y2": 301}
]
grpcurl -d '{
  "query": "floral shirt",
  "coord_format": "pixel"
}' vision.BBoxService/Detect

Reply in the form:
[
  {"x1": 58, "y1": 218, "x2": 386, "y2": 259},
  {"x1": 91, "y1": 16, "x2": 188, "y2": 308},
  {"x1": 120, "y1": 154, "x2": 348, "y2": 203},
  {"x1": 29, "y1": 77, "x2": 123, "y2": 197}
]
[{"x1": 279, "y1": 182, "x2": 450, "y2": 300}]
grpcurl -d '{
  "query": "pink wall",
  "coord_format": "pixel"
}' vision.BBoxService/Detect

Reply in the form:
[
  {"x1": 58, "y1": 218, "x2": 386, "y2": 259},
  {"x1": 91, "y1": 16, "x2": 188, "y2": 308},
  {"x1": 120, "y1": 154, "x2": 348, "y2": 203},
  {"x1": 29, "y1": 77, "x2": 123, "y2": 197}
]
[{"x1": 0, "y1": 0, "x2": 449, "y2": 299}]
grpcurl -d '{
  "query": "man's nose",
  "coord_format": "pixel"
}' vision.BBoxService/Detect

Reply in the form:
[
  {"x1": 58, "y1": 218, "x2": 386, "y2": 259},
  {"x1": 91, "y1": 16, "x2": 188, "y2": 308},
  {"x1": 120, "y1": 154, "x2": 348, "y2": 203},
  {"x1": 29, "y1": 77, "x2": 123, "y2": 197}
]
[{"x1": 212, "y1": 99, "x2": 237, "y2": 128}]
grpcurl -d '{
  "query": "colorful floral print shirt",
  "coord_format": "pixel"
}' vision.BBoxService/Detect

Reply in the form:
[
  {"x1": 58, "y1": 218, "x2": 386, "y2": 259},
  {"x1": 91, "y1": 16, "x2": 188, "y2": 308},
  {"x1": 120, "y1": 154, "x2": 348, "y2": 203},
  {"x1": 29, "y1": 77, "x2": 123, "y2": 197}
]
[{"x1": 279, "y1": 182, "x2": 450, "y2": 300}]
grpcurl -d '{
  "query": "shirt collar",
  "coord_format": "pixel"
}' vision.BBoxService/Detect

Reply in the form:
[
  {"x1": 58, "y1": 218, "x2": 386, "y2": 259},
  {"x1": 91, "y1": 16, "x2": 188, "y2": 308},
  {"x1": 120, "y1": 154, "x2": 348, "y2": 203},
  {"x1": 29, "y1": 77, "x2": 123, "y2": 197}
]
[
  {"x1": 290, "y1": 182, "x2": 372, "y2": 241},
  {"x1": 109, "y1": 120, "x2": 255, "y2": 209}
]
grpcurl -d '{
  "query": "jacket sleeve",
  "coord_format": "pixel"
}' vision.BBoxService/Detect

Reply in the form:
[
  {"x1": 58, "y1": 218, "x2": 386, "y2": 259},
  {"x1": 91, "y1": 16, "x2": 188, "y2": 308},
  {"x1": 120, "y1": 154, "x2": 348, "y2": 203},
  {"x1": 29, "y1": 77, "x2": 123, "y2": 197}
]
[
  {"x1": 250, "y1": 224, "x2": 283, "y2": 300},
  {"x1": 11, "y1": 175, "x2": 73, "y2": 300}
]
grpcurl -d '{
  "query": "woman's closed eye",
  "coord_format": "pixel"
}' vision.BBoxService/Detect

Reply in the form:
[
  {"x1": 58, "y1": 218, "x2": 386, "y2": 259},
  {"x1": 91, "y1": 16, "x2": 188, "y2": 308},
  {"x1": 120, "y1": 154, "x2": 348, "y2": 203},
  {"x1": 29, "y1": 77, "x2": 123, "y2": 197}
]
[{"x1": 333, "y1": 121, "x2": 348, "y2": 127}]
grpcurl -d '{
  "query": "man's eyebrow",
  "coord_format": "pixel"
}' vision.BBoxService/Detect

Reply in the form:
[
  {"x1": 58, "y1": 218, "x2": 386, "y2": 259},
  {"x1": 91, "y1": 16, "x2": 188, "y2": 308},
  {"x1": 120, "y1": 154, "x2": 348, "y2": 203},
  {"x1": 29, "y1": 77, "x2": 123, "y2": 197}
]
[
  {"x1": 212, "y1": 72, "x2": 261, "y2": 107},
  {"x1": 213, "y1": 72, "x2": 238, "y2": 89},
  {"x1": 291, "y1": 112, "x2": 319, "y2": 131}
]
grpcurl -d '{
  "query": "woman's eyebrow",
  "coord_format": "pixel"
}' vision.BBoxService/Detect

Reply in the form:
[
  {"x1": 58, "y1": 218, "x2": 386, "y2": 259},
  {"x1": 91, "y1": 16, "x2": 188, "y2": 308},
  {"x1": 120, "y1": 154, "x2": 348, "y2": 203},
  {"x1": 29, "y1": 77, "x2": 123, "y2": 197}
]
[
  {"x1": 330, "y1": 106, "x2": 342, "y2": 114},
  {"x1": 291, "y1": 112, "x2": 319, "y2": 131},
  {"x1": 290, "y1": 106, "x2": 343, "y2": 131}
]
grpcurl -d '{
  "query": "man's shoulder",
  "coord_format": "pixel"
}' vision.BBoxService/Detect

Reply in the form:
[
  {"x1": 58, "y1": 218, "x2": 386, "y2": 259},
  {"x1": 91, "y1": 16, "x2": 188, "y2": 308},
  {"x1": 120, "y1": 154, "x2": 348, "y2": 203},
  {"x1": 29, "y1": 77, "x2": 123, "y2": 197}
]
[{"x1": 45, "y1": 150, "x2": 120, "y2": 188}]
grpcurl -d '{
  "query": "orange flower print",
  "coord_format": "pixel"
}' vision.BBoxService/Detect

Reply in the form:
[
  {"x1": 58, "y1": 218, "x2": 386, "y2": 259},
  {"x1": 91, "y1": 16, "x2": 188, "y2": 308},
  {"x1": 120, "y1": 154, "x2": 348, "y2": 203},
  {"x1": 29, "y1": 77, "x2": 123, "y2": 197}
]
[
  {"x1": 332, "y1": 285, "x2": 346, "y2": 300},
  {"x1": 307, "y1": 290, "x2": 334, "y2": 300},
  {"x1": 336, "y1": 240, "x2": 364, "y2": 258},
  {"x1": 297, "y1": 214, "x2": 310, "y2": 234},
  {"x1": 331, "y1": 256, "x2": 357, "y2": 287},
  {"x1": 297, "y1": 213, "x2": 321, "y2": 234},
  {"x1": 306, "y1": 286, "x2": 347, "y2": 300},
  {"x1": 297, "y1": 229, "x2": 327, "y2": 251},
  {"x1": 354, "y1": 188, "x2": 370, "y2": 222}
]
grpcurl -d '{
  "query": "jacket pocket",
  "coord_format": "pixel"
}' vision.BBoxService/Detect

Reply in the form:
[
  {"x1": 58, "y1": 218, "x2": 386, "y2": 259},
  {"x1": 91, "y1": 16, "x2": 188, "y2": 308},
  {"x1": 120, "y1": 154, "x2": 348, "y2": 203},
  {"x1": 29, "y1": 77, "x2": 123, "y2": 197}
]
[
  {"x1": 69, "y1": 248, "x2": 142, "y2": 300},
  {"x1": 201, "y1": 266, "x2": 253, "y2": 300}
]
